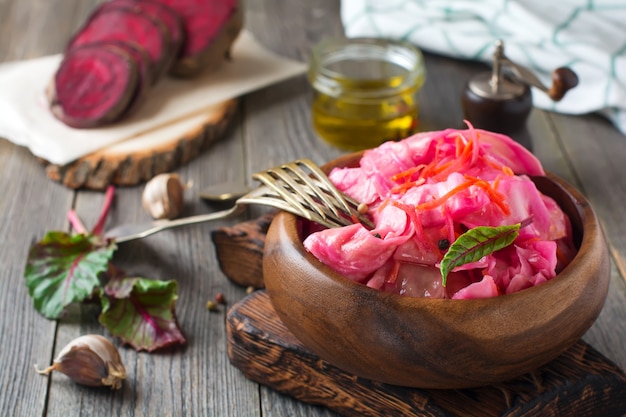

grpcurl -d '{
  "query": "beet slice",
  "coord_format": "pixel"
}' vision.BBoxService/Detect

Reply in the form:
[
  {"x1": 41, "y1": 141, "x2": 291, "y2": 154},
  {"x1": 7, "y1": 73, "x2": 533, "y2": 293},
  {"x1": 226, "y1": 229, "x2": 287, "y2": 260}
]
[
  {"x1": 67, "y1": 4, "x2": 173, "y2": 81},
  {"x1": 153, "y1": 0, "x2": 243, "y2": 77},
  {"x1": 98, "y1": 40, "x2": 152, "y2": 116},
  {"x1": 48, "y1": 44, "x2": 139, "y2": 128},
  {"x1": 109, "y1": 0, "x2": 184, "y2": 57}
]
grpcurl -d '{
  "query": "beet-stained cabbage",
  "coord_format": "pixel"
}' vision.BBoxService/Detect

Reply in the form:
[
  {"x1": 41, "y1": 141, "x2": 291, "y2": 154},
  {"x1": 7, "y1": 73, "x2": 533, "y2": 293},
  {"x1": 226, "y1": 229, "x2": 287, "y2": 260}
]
[{"x1": 304, "y1": 128, "x2": 575, "y2": 299}]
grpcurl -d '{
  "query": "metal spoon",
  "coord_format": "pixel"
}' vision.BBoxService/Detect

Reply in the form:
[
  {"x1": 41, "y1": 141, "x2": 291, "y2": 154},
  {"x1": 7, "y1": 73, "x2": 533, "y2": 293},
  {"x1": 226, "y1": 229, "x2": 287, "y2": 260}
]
[
  {"x1": 198, "y1": 182, "x2": 252, "y2": 202},
  {"x1": 105, "y1": 159, "x2": 374, "y2": 243}
]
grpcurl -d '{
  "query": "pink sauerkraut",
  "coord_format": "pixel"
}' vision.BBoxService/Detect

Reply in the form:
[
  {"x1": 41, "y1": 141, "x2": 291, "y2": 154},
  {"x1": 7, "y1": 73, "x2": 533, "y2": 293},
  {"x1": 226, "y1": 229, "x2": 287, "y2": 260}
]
[{"x1": 304, "y1": 127, "x2": 576, "y2": 299}]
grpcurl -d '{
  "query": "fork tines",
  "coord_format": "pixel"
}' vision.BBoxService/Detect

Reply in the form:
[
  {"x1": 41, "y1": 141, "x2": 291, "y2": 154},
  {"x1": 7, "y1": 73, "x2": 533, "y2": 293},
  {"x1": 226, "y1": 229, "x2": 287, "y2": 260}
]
[{"x1": 252, "y1": 159, "x2": 374, "y2": 229}]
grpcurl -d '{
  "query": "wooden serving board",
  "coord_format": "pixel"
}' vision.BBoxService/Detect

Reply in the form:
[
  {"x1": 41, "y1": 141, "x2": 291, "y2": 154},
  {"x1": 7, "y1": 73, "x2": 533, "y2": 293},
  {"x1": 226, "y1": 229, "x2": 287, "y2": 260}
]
[
  {"x1": 40, "y1": 99, "x2": 238, "y2": 190},
  {"x1": 227, "y1": 290, "x2": 626, "y2": 417},
  {"x1": 215, "y1": 215, "x2": 626, "y2": 417}
]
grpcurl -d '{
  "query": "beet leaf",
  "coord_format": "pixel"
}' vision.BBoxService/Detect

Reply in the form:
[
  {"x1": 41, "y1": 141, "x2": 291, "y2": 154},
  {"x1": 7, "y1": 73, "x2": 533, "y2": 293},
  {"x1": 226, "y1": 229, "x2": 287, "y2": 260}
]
[
  {"x1": 24, "y1": 186, "x2": 185, "y2": 353},
  {"x1": 439, "y1": 223, "x2": 523, "y2": 286},
  {"x1": 99, "y1": 277, "x2": 186, "y2": 352},
  {"x1": 25, "y1": 231, "x2": 116, "y2": 319}
]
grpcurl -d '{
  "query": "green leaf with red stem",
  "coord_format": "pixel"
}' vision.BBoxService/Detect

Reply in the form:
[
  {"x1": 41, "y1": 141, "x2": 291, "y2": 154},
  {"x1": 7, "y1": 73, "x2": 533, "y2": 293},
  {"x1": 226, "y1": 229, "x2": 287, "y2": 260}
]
[
  {"x1": 439, "y1": 217, "x2": 533, "y2": 286},
  {"x1": 24, "y1": 185, "x2": 187, "y2": 354},
  {"x1": 99, "y1": 277, "x2": 186, "y2": 352},
  {"x1": 24, "y1": 231, "x2": 116, "y2": 319}
]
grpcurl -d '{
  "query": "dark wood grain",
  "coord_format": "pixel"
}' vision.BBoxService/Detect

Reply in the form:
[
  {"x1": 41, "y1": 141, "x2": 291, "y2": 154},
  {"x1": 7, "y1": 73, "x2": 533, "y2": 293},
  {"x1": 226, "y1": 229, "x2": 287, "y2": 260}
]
[
  {"x1": 227, "y1": 290, "x2": 626, "y2": 417},
  {"x1": 212, "y1": 212, "x2": 274, "y2": 288},
  {"x1": 1, "y1": 0, "x2": 625, "y2": 416}
]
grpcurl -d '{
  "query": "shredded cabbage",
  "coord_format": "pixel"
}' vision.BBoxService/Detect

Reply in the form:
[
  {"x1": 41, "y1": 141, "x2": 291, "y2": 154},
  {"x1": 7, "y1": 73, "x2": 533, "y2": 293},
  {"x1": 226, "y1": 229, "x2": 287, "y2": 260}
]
[{"x1": 304, "y1": 127, "x2": 575, "y2": 299}]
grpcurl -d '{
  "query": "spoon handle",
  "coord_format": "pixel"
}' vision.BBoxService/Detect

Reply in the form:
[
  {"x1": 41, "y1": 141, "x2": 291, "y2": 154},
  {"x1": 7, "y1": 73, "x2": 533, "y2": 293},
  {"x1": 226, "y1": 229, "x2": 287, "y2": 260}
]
[{"x1": 105, "y1": 205, "x2": 245, "y2": 243}]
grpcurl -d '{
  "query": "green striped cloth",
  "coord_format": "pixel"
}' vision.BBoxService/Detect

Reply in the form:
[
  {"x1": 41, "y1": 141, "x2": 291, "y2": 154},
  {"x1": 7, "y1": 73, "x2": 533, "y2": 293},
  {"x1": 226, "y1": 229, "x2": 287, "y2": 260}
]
[{"x1": 341, "y1": 0, "x2": 626, "y2": 135}]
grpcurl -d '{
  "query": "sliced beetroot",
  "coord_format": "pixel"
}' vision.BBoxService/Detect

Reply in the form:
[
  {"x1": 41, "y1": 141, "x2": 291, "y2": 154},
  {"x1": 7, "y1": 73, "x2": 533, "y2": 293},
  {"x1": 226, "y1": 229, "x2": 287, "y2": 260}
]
[
  {"x1": 153, "y1": 0, "x2": 243, "y2": 77},
  {"x1": 48, "y1": 44, "x2": 139, "y2": 128},
  {"x1": 98, "y1": 40, "x2": 152, "y2": 116},
  {"x1": 67, "y1": 4, "x2": 173, "y2": 81},
  {"x1": 105, "y1": 0, "x2": 184, "y2": 68}
]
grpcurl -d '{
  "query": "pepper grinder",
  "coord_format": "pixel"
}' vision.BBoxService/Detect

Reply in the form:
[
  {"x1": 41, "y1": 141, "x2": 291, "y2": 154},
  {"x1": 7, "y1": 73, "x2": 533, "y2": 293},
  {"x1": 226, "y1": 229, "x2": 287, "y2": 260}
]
[{"x1": 461, "y1": 40, "x2": 578, "y2": 134}]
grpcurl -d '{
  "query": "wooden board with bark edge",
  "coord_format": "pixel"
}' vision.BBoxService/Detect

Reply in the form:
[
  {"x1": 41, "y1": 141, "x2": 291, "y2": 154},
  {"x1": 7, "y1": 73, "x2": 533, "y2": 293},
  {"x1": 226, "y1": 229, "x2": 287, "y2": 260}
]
[
  {"x1": 227, "y1": 290, "x2": 626, "y2": 417},
  {"x1": 39, "y1": 99, "x2": 237, "y2": 190}
]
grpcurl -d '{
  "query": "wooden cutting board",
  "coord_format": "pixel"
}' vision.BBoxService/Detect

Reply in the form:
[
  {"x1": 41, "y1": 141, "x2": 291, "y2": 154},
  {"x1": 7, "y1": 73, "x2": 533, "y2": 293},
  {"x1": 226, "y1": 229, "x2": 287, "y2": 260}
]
[
  {"x1": 214, "y1": 215, "x2": 626, "y2": 417},
  {"x1": 39, "y1": 99, "x2": 237, "y2": 190},
  {"x1": 227, "y1": 290, "x2": 626, "y2": 417}
]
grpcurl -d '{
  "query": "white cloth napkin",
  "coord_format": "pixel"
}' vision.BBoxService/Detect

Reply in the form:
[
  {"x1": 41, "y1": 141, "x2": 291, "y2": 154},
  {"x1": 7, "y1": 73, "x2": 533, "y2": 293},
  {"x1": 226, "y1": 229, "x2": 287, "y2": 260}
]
[
  {"x1": 0, "y1": 31, "x2": 307, "y2": 165},
  {"x1": 341, "y1": 0, "x2": 626, "y2": 135}
]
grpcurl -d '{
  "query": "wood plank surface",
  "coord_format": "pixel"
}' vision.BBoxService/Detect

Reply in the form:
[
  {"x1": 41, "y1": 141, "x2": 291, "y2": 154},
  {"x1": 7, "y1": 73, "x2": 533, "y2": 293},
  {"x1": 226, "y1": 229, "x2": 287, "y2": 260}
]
[
  {"x1": 0, "y1": 2, "x2": 99, "y2": 417},
  {"x1": 0, "y1": 1, "x2": 625, "y2": 417}
]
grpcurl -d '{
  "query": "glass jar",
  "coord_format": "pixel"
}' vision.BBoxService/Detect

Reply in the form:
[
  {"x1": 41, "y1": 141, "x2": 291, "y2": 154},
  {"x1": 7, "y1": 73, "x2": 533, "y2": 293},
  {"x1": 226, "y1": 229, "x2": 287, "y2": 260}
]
[{"x1": 308, "y1": 37, "x2": 425, "y2": 151}]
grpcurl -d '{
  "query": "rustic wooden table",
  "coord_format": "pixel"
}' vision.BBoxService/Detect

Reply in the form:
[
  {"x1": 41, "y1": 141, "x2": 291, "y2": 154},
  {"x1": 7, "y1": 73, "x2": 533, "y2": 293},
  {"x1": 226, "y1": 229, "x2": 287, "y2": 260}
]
[{"x1": 1, "y1": 1, "x2": 625, "y2": 416}]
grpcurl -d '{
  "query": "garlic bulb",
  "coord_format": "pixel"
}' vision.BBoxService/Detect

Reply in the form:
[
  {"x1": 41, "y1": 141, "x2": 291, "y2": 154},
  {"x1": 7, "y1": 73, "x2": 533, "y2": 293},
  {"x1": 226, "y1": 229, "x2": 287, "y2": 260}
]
[
  {"x1": 142, "y1": 173, "x2": 185, "y2": 219},
  {"x1": 35, "y1": 335, "x2": 127, "y2": 389}
]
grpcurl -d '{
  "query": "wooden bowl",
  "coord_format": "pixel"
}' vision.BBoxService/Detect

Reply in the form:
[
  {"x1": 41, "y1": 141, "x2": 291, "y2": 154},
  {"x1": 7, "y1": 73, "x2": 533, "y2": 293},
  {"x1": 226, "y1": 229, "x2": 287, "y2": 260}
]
[{"x1": 263, "y1": 152, "x2": 610, "y2": 389}]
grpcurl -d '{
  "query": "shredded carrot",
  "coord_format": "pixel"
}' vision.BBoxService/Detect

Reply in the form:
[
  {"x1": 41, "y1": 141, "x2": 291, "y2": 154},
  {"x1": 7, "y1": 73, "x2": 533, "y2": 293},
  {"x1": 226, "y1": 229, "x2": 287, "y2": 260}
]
[
  {"x1": 431, "y1": 139, "x2": 475, "y2": 181},
  {"x1": 391, "y1": 201, "x2": 421, "y2": 230},
  {"x1": 387, "y1": 261, "x2": 401, "y2": 284},
  {"x1": 488, "y1": 188, "x2": 509, "y2": 215},
  {"x1": 433, "y1": 137, "x2": 445, "y2": 164},
  {"x1": 480, "y1": 154, "x2": 514, "y2": 176},
  {"x1": 455, "y1": 135, "x2": 464, "y2": 158},
  {"x1": 429, "y1": 160, "x2": 455, "y2": 177},
  {"x1": 472, "y1": 179, "x2": 511, "y2": 215},
  {"x1": 377, "y1": 198, "x2": 392, "y2": 213},
  {"x1": 398, "y1": 133, "x2": 479, "y2": 185},
  {"x1": 493, "y1": 174, "x2": 502, "y2": 191},
  {"x1": 482, "y1": 156, "x2": 504, "y2": 171},
  {"x1": 390, "y1": 165, "x2": 424, "y2": 182},
  {"x1": 389, "y1": 178, "x2": 426, "y2": 194},
  {"x1": 390, "y1": 201, "x2": 436, "y2": 252},
  {"x1": 470, "y1": 130, "x2": 480, "y2": 164},
  {"x1": 441, "y1": 206, "x2": 456, "y2": 245},
  {"x1": 415, "y1": 178, "x2": 480, "y2": 211}
]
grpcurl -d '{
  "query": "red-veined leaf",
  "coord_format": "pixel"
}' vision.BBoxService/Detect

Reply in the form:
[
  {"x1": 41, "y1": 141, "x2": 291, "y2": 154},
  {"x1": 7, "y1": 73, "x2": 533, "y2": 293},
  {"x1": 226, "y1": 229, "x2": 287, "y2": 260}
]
[
  {"x1": 99, "y1": 277, "x2": 186, "y2": 352},
  {"x1": 24, "y1": 231, "x2": 115, "y2": 319},
  {"x1": 440, "y1": 222, "x2": 525, "y2": 286}
]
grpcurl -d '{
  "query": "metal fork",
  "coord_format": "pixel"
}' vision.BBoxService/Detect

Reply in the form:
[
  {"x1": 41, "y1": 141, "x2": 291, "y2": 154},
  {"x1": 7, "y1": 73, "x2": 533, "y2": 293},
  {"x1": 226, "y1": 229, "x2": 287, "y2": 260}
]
[{"x1": 105, "y1": 159, "x2": 374, "y2": 243}]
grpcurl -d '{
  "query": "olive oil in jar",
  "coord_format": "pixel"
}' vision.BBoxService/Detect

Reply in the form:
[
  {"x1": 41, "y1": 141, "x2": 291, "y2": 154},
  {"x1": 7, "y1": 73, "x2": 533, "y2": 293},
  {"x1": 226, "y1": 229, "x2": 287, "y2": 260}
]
[{"x1": 309, "y1": 38, "x2": 425, "y2": 151}]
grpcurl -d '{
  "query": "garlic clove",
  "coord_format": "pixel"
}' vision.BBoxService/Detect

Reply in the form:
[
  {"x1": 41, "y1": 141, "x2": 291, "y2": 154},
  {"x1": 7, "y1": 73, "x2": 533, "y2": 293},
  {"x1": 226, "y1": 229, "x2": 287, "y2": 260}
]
[
  {"x1": 35, "y1": 335, "x2": 127, "y2": 389},
  {"x1": 142, "y1": 173, "x2": 185, "y2": 220}
]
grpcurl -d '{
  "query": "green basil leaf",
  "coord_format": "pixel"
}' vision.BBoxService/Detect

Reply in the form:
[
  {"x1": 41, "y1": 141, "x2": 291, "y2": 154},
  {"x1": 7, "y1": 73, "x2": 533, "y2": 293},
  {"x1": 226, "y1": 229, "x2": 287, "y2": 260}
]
[
  {"x1": 99, "y1": 277, "x2": 186, "y2": 352},
  {"x1": 24, "y1": 231, "x2": 115, "y2": 319},
  {"x1": 440, "y1": 223, "x2": 521, "y2": 286}
]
